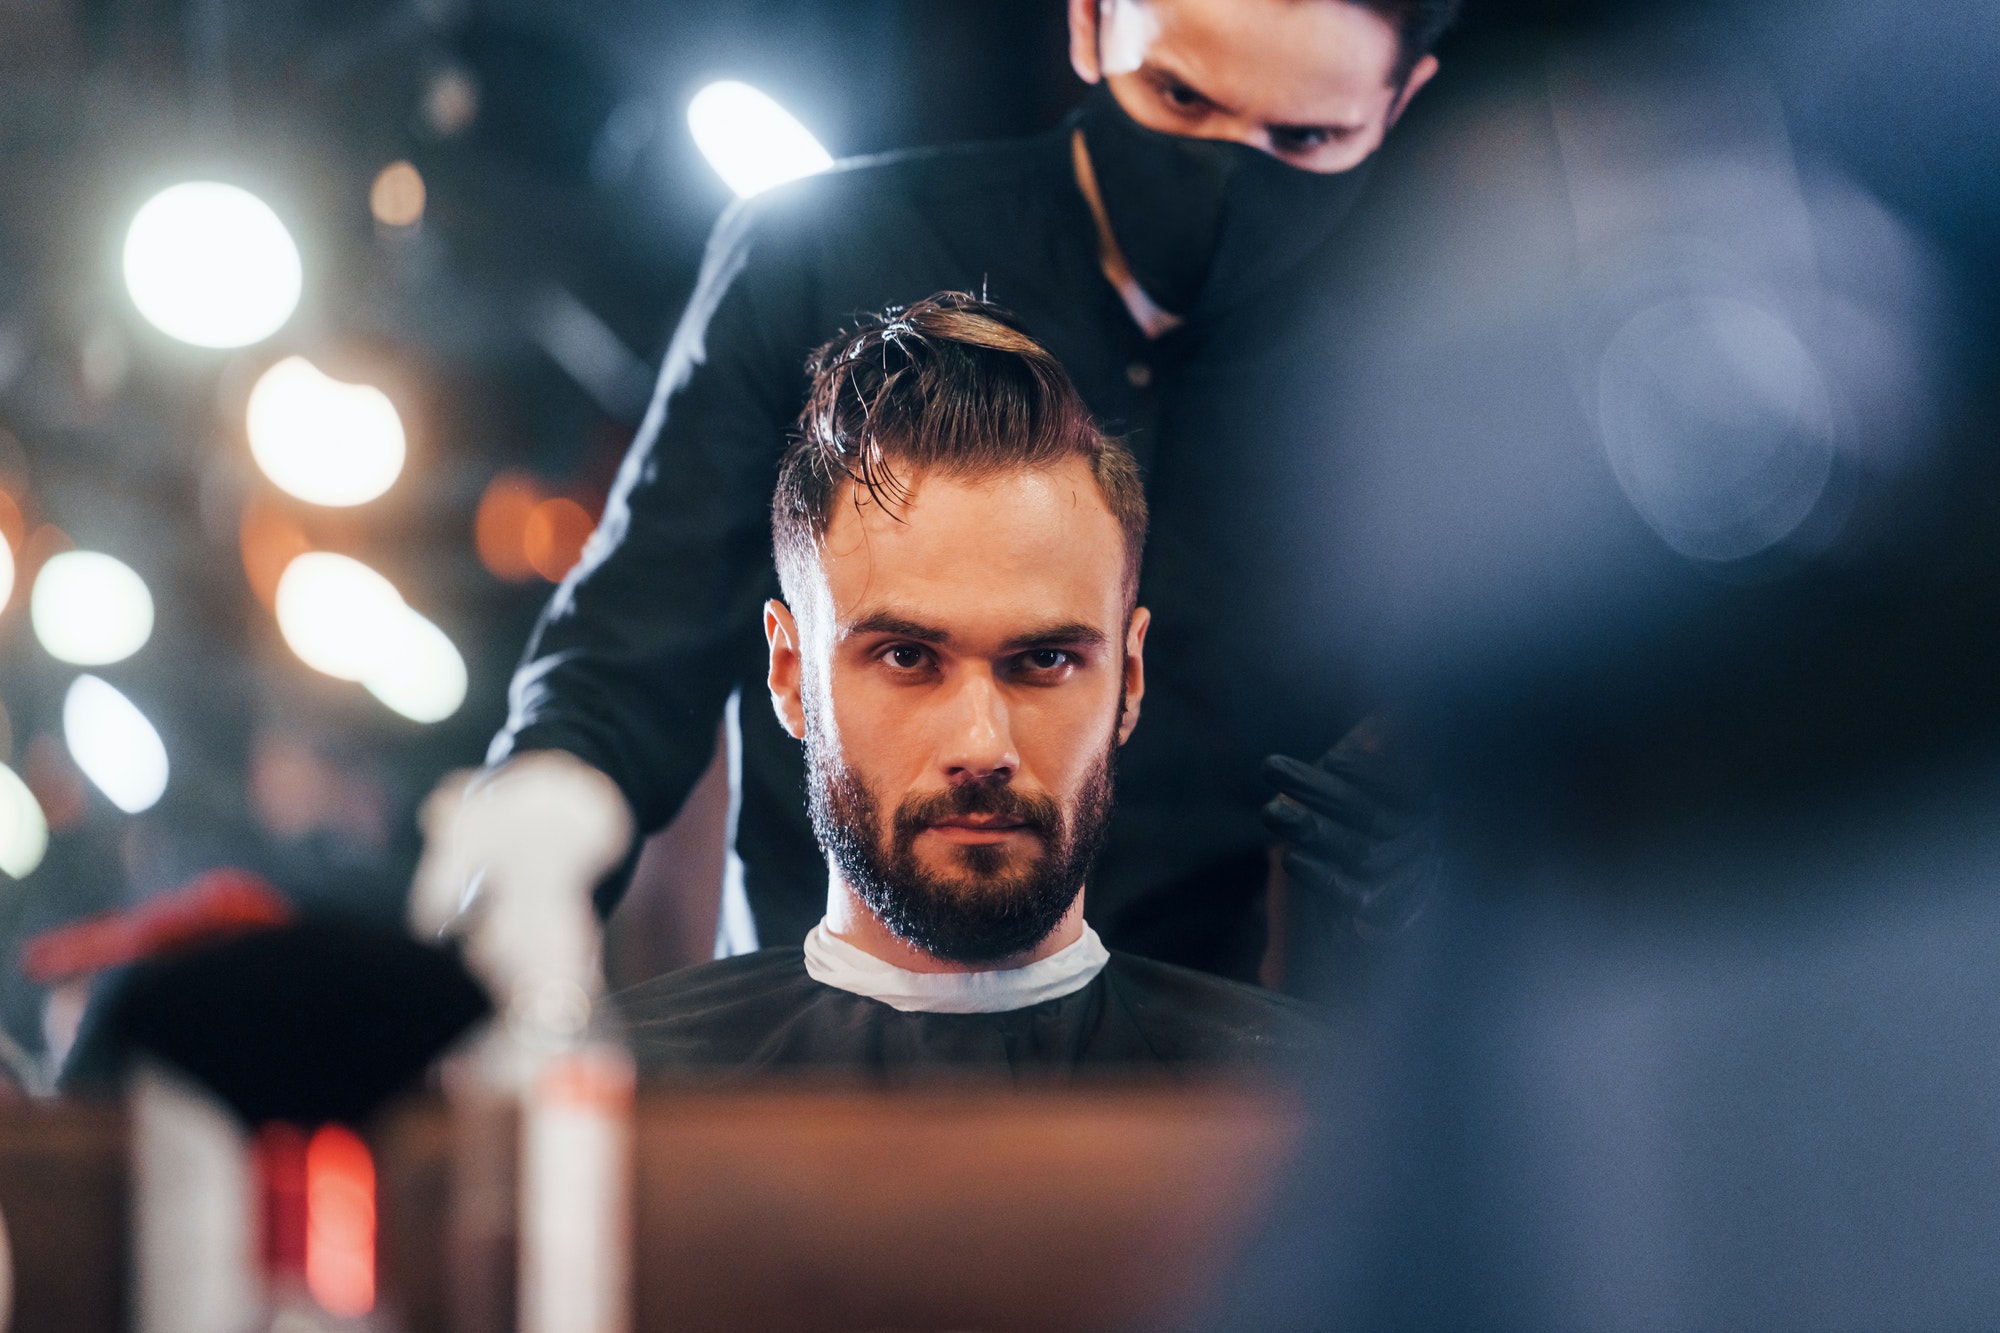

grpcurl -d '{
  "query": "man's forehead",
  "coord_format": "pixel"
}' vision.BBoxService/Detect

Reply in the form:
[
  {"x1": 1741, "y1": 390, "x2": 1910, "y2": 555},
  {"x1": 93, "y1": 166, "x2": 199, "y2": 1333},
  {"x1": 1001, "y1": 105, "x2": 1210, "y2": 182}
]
[
  {"x1": 814, "y1": 462, "x2": 1128, "y2": 636},
  {"x1": 1136, "y1": 0, "x2": 1401, "y2": 114}
]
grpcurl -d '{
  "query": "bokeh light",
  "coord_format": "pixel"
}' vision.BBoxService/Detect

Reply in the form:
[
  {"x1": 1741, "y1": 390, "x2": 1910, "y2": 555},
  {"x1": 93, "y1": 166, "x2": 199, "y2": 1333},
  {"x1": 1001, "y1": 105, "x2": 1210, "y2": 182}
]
[
  {"x1": 524, "y1": 496, "x2": 595, "y2": 582},
  {"x1": 0, "y1": 529, "x2": 14, "y2": 613},
  {"x1": 369, "y1": 161, "x2": 426, "y2": 228},
  {"x1": 63, "y1": 674, "x2": 170, "y2": 814},
  {"x1": 687, "y1": 80, "x2": 833, "y2": 199},
  {"x1": 363, "y1": 608, "x2": 468, "y2": 724},
  {"x1": 0, "y1": 762, "x2": 49, "y2": 880},
  {"x1": 274, "y1": 553, "x2": 467, "y2": 723},
  {"x1": 306, "y1": 1125, "x2": 376, "y2": 1318},
  {"x1": 474, "y1": 471, "x2": 542, "y2": 581},
  {"x1": 239, "y1": 499, "x2": 313, "y2": 609},
  {"x1": 122, "y1": 182, "x2": 303, "y2": 349},
  {"x1": 274, "y1": 552, "x2": 405, "y2": 682},
  {"x1": 246, "y1": 357, "x2": 407, "y2": 507},
  {"x1": 0, "y1": 490, "x2": 23, "y2": 595},
  {"x1": 31, "y1": 550, "x2": 154, "y2": 666}
]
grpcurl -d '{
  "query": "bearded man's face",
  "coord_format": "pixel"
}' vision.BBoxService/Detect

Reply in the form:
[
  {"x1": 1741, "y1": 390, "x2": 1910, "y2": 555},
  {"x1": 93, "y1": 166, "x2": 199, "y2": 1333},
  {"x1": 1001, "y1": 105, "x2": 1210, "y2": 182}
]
[{"x1": 764, "y1": 458, "x2": 1150, "y2": 964}]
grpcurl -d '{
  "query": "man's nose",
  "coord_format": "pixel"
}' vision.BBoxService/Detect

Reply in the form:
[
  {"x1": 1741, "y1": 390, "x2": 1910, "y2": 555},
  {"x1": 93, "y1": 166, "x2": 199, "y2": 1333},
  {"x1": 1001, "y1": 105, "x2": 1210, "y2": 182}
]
[{"x1": 938, "y1": 670, "x2": 1017, "y2": 782}]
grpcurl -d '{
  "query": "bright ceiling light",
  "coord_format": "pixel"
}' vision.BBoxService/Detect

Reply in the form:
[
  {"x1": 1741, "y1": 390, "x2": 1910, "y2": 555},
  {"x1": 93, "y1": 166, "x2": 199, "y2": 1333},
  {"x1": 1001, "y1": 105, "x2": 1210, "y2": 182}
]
[
  {"x1": 246, "y1": 357, "x2": 407, "y2": 507},
  {"x1": 363, "y1": 607, "x2": 467, "y2": 724},
  {"x1": 123, "y1": 182, "x2": 302, "y2": 349},
  {"x1": 274, "y1": 552, "x2": 466, "y2": 723},
  {"x1": 687, "y1": 80, "x2": 833, "y2": 199},
  {"x1": 32, "y1": 551, "x2": 155, "y2": 666},
  {"x1": 274, "y1": 552, "x2": 404, "y2": 681},
  {"x1": 0, "y1": 763, "x2": 48, "y2": 879},
  {"x1": 64, "y1": 675, "x2": 170, "y2": 814}
]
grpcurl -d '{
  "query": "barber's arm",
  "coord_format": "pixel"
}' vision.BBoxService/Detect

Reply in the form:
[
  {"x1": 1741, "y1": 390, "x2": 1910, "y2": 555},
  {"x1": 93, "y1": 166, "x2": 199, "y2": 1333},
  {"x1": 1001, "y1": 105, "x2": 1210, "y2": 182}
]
[
  {"x1": 1261, "y1": 714, "x2": 1437, "y2": 1001},
  {"x1": 410, "y1": 196, "x2": 814, "y2": 983}
]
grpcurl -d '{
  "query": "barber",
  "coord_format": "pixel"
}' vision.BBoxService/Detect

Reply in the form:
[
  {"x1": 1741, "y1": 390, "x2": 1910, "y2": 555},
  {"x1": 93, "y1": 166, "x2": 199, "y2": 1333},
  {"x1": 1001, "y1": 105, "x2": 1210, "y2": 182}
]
[{"x1": 417, "y1": 0, "x2": 1457, "y2": 992}]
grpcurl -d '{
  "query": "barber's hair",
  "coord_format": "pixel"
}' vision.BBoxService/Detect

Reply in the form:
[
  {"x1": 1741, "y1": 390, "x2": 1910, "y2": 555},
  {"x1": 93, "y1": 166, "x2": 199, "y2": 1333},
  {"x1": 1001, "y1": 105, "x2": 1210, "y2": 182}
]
[
  {"x1": 1341, "y1": 0, "x2": 1462, "y2": 84},
  {"x1": 773, "y1": 292, "x2": 1147, "y2": 606}
]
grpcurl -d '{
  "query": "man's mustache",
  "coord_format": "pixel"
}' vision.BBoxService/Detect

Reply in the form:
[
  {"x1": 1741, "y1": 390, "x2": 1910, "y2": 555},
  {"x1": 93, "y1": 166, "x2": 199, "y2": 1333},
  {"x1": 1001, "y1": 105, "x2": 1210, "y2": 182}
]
[{"x1": 892, "y1": 778, "x2": 1062, "y2": 841}]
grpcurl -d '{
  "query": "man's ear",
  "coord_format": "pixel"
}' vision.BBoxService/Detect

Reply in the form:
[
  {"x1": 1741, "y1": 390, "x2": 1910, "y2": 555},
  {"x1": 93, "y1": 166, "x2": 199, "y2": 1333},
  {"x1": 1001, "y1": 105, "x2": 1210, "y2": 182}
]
[
  {"x1": 1117, "y1": 606, "x2": 1150, "y2": 745},
  {"x1": 1388, "y1": 54, "x2": 1440, "y2": 127},
  {"x1": 1068, "y1": 0, "x2": 1103, "y2": 83},
  {"x1": 766, "y1": 599, "x2": 808, "y2": 741}
]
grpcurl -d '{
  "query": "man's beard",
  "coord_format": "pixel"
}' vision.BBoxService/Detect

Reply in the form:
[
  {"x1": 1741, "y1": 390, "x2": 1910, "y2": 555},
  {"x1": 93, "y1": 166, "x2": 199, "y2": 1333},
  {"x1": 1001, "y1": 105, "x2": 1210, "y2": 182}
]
[{"x1": 804, "y1": 710, "x2": 1117, "y2": 965}]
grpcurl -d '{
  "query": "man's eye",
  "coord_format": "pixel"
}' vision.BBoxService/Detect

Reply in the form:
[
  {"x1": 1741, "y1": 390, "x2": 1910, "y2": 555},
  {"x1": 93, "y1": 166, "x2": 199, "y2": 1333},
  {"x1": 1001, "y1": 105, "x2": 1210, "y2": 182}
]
[
  {"x1": 1021, "y1": 649, "x2": 1074, "y2": 673},
  {"x1": 884, "y1": 645, "x2": 930, "y2": 671},
  {"x1": 1159, "y1": 82, "x2": 1207, "y2": 113}
]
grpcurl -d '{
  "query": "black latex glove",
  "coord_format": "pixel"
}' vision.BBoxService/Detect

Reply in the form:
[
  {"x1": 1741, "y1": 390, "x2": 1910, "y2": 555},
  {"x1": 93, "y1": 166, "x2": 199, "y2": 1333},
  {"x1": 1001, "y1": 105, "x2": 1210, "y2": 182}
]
[{"x1": 1262, "y1": 714, "x2": 1436, "y2": 945}]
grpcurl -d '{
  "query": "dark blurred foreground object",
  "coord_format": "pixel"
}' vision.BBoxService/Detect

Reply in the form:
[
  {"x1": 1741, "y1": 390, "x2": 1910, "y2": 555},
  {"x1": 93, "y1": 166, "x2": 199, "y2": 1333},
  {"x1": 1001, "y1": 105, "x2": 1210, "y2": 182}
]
[
  {"x1": 64, "y1": 915, "x2": 488, "y2": 1125},
  {"x1": 1195, "y1": 0, "x2": 2000, "y2": 1326},
  {"x1": 1261, "y1": 714, "x2": 1437, "y2": 1002}
]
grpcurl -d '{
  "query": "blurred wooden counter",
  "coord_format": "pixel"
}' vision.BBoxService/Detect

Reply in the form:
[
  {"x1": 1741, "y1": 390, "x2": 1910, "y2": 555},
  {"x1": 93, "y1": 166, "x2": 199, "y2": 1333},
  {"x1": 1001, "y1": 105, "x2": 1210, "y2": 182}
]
[
  {"x1": 0, "y1": 1101, "x2": 129, "y2": 1332},
  {"x1": 0, "y1": 1082, "x2": 1300, "y2": 1331},
  {"x1": 378, "y1": 1081, "x2": 1301, "y2": 1333}
]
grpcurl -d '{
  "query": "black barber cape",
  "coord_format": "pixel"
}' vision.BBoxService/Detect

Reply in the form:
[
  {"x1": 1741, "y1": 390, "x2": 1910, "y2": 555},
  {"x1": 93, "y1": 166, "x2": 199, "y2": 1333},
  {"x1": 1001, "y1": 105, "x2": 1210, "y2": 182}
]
[
  {"x1": 617, "y1": 949, "x2": 1323, "y2": 1080},
  {"x1": 496, "y1": 123, "x2": 1372, "y2": 982}
]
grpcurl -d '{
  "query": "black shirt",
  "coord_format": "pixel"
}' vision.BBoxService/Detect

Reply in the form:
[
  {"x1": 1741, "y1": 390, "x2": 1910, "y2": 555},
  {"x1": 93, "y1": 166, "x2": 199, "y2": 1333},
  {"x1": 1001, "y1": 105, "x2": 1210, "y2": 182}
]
[
  {"x1": 616, "y1": 947, "x2": 1323, "y2": 1081},
  {"x1": 494, "y1": 127, "x2": 1365, "y2": 982}
]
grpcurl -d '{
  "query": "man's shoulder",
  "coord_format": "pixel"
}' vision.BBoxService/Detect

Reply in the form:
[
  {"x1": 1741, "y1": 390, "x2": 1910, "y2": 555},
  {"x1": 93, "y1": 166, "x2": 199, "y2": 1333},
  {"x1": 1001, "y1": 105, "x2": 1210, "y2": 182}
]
[
  {"x1": 767, "y1": 132, "x2": 1068, "y2": 216},
  {"x1": 724, "y1": 131, "x2": 1071, "y2": 267},
  {"x1": 614, "y1": 948, "x2": 818, "y2": 1064},
  {"x1": 1098, "y1": 952, "x2": 1327, "y2": 1063}
]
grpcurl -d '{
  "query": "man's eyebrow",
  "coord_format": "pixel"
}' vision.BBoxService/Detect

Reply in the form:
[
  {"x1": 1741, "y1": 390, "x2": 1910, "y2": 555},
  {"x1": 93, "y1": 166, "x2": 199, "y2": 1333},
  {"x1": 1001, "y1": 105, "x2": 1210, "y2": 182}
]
[
  {"x1": 1267, "y1": 118, "x2": 1363, "y2": 138},
  {"x1": 1000, "y1": 623, "x2": 1109, "y2": 653},
  {"x1": 841, "y1": 612, "x2": 950, "y2": 644}
]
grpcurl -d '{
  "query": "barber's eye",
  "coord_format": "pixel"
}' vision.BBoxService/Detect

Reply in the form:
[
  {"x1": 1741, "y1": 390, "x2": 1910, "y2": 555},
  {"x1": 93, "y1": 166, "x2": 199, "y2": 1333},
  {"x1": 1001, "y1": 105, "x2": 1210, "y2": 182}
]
[
  {"x1": 885, "y1": 645, "x2": 929, "y2": 670},
  {"x1": 1269, "y1": 126, "x2": 1333, "y2": 155},
  {"x1": 1158, "y1": 81, "x2": 1206, "y2": 113}
]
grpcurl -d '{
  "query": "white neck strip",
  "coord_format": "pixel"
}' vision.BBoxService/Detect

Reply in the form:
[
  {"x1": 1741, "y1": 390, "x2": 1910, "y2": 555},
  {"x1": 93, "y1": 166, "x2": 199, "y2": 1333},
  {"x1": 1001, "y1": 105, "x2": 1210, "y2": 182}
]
[{"x1": 801, "y1": 920, "x2": 1110, "y2": 1014}]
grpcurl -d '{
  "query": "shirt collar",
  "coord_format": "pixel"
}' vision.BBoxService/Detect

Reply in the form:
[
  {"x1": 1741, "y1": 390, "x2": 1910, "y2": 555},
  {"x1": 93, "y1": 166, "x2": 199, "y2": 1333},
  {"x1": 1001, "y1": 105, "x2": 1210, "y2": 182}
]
[{"x1": 801, "y1": 919, "x2": 1110, "y2": 1014}]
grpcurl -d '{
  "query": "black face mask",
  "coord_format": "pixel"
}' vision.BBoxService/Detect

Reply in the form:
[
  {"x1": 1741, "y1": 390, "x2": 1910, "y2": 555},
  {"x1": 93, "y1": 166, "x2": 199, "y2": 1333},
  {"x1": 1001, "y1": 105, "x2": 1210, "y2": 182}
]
[{"x1": 1075, "y1": 84, "x2": 1376, "y2": 320}]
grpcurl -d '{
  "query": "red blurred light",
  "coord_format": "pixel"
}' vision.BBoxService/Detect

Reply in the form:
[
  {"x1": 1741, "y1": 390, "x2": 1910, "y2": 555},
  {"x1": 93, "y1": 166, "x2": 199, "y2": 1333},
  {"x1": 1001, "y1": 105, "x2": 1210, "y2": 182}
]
[
  {"x1": 257, "y1": 1122, "x2": 310, "y2": 1281},
  {"x1": 306, "y1": 1124, "x2": 376, "y2": 1318},
  {"x1": 239, "y1": 499, "x2": 313, "y2": 610},
  {"x1": 474, "y1": 470, "x2": 542, "y2": 582},
  {"x1": 523, "y1": 497, "x2": 595, "y2": 583}
]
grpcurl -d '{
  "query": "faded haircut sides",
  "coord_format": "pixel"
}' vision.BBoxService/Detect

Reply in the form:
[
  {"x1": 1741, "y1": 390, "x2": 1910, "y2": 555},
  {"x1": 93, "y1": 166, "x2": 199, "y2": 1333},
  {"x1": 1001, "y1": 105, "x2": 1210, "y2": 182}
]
[{"x1": 772, "y1": 292, "x2": 1147, "y2": 610}]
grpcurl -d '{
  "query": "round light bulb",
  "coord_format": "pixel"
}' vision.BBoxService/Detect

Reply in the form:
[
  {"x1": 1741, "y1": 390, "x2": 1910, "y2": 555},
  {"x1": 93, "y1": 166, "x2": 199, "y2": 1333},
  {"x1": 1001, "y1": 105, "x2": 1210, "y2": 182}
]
[
  {"x1": 32, "y1": 551, "x2": 155, "y2": 666},
  {"x1": 687, "y1": 81, "x2": 833, "y2": 199},
  {"x1": 0, "y1": 763, "x2": 48, "y2": 879},
  {"x1": 64, "y1": 674, "x2": 170, "y2": 815},
  {"x1": 363, "y1": 607, "x2": 467, "y2": 724},
  {"x1": 247, "y1": 357, "x2": 406, "y2": 507},
  {"x1": 123, "y1": 182, "x2": 302, "y2": 349},
  {"x1": 274, "y1": 552, "x2": 406, "y2": 682}
]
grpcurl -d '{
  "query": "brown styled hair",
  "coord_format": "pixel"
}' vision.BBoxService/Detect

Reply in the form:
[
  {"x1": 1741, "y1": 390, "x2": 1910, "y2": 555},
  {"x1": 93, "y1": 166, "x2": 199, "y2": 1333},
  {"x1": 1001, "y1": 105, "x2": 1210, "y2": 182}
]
[{"x1": 772, "y1": 292, "x2": 1147, "y2": 606}]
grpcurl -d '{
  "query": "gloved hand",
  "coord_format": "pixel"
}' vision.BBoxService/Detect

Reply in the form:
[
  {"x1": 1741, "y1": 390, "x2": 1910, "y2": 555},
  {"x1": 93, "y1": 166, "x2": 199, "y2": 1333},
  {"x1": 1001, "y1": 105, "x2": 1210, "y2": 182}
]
[
  {"x1": 1262, "y1": 714, "x2": 1436, "y2": 988},
  {"x1": 409, "y1": 751, "x2": 634, "y2": 1033}
]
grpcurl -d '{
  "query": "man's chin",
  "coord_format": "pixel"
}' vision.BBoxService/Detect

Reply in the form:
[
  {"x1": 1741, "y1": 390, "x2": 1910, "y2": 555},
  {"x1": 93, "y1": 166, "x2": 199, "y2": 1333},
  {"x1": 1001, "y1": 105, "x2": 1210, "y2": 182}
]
[{"x1": 908, "y1": 842, "x2": 1044, "y2": 892}]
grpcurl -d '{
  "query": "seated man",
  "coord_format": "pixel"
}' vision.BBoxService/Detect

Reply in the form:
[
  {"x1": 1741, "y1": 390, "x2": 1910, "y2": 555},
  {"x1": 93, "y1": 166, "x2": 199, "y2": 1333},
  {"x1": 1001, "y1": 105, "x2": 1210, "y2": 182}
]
[{"x1": 618, "y1": 294, "x2": 1319, "y2": 1076}]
